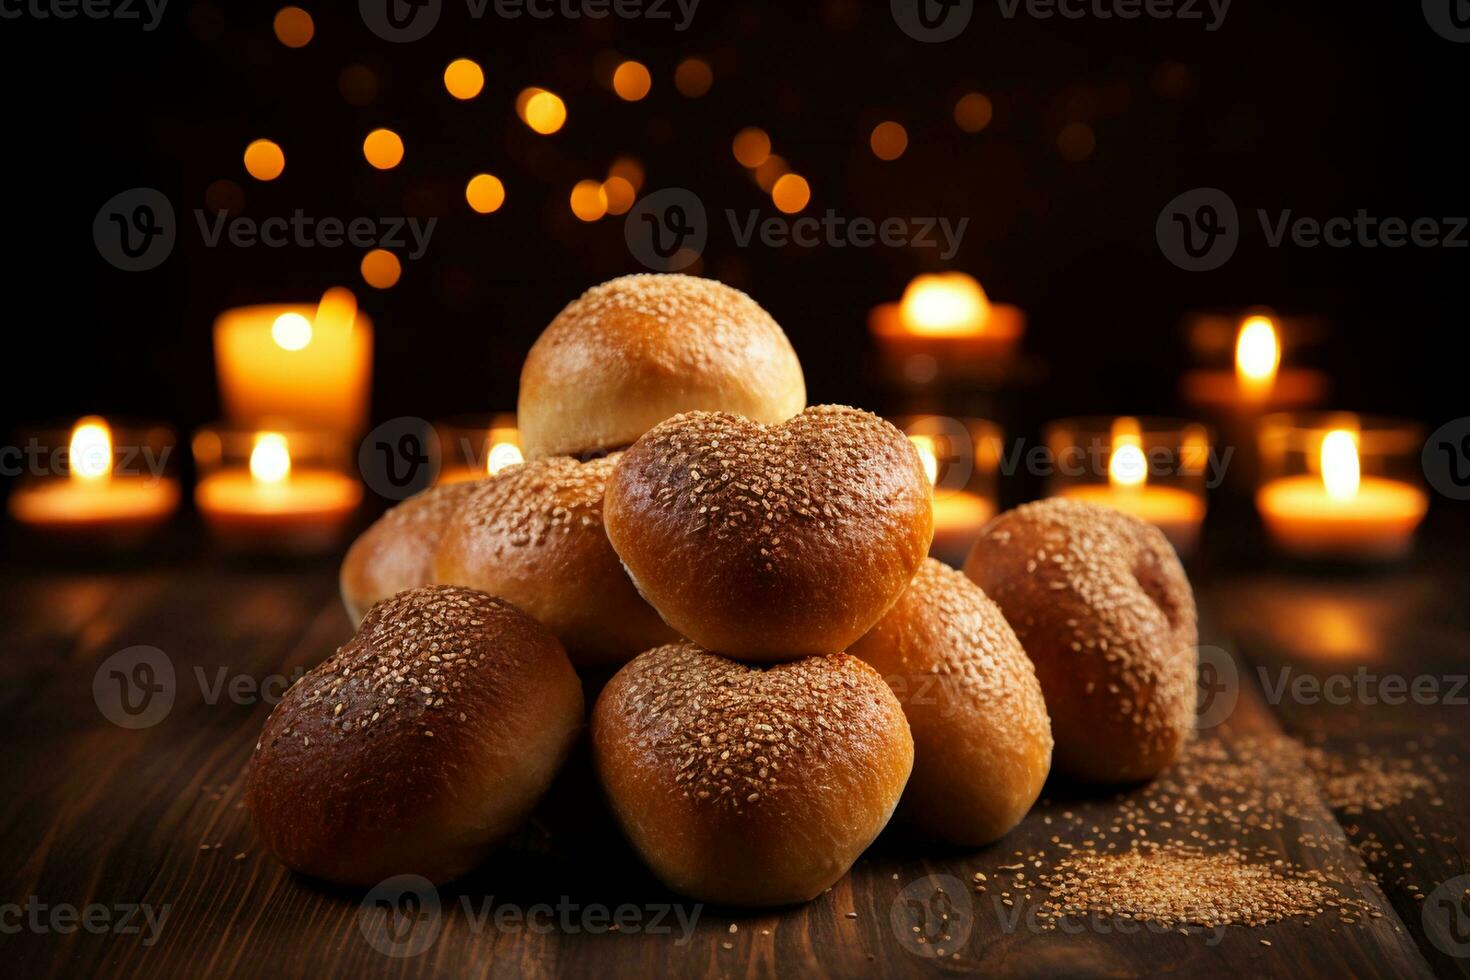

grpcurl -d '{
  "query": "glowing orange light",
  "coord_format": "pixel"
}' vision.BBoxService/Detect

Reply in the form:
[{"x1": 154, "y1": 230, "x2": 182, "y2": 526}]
[
  {"x1": 732, "y1": 127, "x2": 771, "y2": 168},
  {"x1": 443, "y1": 58, "x2": 485, "y2": 100},
  {"x1": 771, "y1": 173, "x2": 810, "y2": 214},
  {"x1": 1235, "y1": 316, "x2": 1281, "y2": 398},
  {"x1": 569, "y1": 180, "x2": 608, "y2": 222},
  {"x1": 249, "y1": 433, "x2": 291, "y2": 484},
  {"x1": 1320, "y1": 430, "x2": 1361, "y2": 501},
  {"x1": 270, "y1": 313, "x2": 313, "y2": 352},
  {"x1": 954, "y1": 92, "x2": 993, "y2": 133},
  {"x1": 465, "y1": 174, "x2": 506, "y2": 214},
  {"x1": 1108, "y1": 417, "x2": 1147, "y2": 489},
  {"x1": 608, "y1": 156, "x2": 645, "y2": 191},
  {"x1": 674, "y1": 57, "x2": 713, "y2": 97},
  {"x1": 517, "y1": 88, "x2": 567, "y2": 135},
  {"x1": 69, "y1": 417, "x2": 113, "y2": 482},
  {"x1": 243, "y1": 139, "x2": 285, "y2": 181},
  {"x1": 898, "y1": 273, "x2": 991, "y2": 337},
  {"x1": 612, "y1": 61, "x2": 652, "y2": 101},
  {"x1": 360, "y1": 249, "x2": 402, "y2": 289},
  {"x1": 273, "y1": 6, "x2": 313, "y2": 48},
  {"x1": 870, "y1": 121, "x2": 908, "y2": 161},
  {"x1": 363, "y1": 128, "x2": 404, "y2": 170},
  {"x1": 908, "y1": 435, "x2": 940, "y2": 487},
  {"x1": 601, "y1": 176, "x2": 636, "y2": 215}
]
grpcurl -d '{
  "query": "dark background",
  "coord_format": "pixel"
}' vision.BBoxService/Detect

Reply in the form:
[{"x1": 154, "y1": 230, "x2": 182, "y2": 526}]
[{"x1": 0, "y1": 0, "x2": 1462, "y2": 501}]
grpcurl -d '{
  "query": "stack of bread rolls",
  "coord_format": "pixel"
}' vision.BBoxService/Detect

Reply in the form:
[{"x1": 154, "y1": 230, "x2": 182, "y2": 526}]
[{"x1": 249, "y1": 274, "x2": 1197, "y2": 906}]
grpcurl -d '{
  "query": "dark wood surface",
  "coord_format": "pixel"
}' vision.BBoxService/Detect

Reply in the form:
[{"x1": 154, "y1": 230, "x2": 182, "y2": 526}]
[{"x1": 2, "y1": 534, "x2": 1468, "y2": 979}]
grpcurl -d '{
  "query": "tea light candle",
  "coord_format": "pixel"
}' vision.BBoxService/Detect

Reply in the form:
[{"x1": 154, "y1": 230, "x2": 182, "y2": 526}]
[
  {"x1": 1257, "y1": 422, "x2": 1427, "y2": 561},
  {"x1": 908, "y1": 433, "x2": 996, "y2": 566},
  {"x1": 1048, "y1": 417, "x2": 1208, "y2": 557},
  {"x1": 214, "y1": 288, "x2": 373, "y2": 436},
  {"x1": 195, "y1": 429, "x2": 361, "y2": 554},
  {"x1": 435, "y1": 414, "x2": 523, "y2": 485},
  {"x1": 1181, "y1": 313, "x2": 1327, "y2": 412},
  {"x1": 870, "y1": 273, "x2": 1025, "y2": 385},
  {"x1": 7, "y1": 417, "x2": 178, "y2": 542}
]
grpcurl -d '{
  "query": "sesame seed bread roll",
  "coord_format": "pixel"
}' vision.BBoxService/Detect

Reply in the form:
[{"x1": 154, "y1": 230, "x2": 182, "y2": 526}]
[
  {"x1": 591, "y1": 642, "x2": 913, "y2": 906},
  {"x1": 963, "y1": 499, "x2": 1197, "y2": 784},
  {"x1": 434, "y1": 454, "x2": 677, "y2": 667},
  {"x1": 518, "y1": 274, "x2": 806, "y2": 458},
  {"x1": 851, "y1": 559, "x2": 1052, "y2": 846},
  {"x1": 604, "y1": 406, "x2": 934, "y2": 661},
  {"x1": 339, "y1": 480, "x2": 482, "y2": 623},
  {"x1": 246, "y1": 586, "x2": 583, "y2": 886}
]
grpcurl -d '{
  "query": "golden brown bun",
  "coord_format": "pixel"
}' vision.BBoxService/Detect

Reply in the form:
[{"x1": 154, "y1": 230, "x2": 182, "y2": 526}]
[
  {"x1": 339, "y1": 480, "x2": 482, "y2": 623},
  {"x1": 604, "y1": 405, "x2": 934, "y2": 660},
  {"x1": 246, "y1": 586, "x2": 583, "y2": 886},
  {"x1": 518, "y1": 274, "x2": 806, "y2": 458},
  {"x1": 962, "y1": 499, "x2": 1197, "y2": 783},
  {"x1": 434, "y1": 454, "x2": 677, "y2": 667},
  {"x1": 591, "y1": 642, "x2": 913, "y2": 906},
  {"x1": 851, "y1": 559, "x2": 1052, "y2": 845}
]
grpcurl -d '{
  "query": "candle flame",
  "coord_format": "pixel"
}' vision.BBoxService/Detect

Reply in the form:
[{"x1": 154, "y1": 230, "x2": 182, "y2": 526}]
[
  {"x1": 271, "y1": 313, "x2": 313, "y2": 352},
  {"x1": 908, "y1": 434, "x2": 940, "y2": 486},
  {"x1": 69, "y1": 416, "x2": 112, "y2": 482},
  {"x1": 1320, "y1": 429, "x2": 1360, "y2": 501},
  {"x1": 1235, "y1": 315, "x2": 1281, "y2": 396},
  {"x1": 1108, "y1": 417, "x2": 1147, "y2": 489},
  {"x1": 250, "y1": 432, "x2": 292, "y2": 484},
  {"x1": 899, "y1": 273, "x2": 991, "y2": 337},
  {"x1": 314, "y1": 287, "x2": 358, "y2": 335},
  {"x1": 486, "y1": 441, "x2": 524, "y2": 476}
]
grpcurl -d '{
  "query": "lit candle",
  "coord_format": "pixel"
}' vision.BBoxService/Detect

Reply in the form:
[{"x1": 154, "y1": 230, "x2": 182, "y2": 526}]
[
  {"x1": 909, "y1": 433, "x2": 996, "y2": 566},
  {"x1": 1257, "y1": 425, "x2": 1427, "y2": 561},
  {"x1": 870, "y1": 272, "x2": 1026, "y2": 385},
  {"x1": 196, "y1": 430, "x2": 362, "y2": 554},
  {"x1": 7, "y1": 417, "x2": 178, "y2": 541},
  {"x1": 214, "y1": 288, "x2": 373, "y2": 436},
  {"x1": 436, "y1": 415, "x2": 523, "y2": 485},
  {"x1": 1181, "y1": 313, "x2": 1327, "y2": 412},
  {"x1": 1054, "y1": 417, "x2": 1206, "y2": 557}
]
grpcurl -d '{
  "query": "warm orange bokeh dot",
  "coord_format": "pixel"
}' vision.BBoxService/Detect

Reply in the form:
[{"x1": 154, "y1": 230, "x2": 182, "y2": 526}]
[
  {"x1": 771, "y1": 173, "x2": 810, "y2": 214},
  {"x1": 273, "y1": 7, "x2": 313, "y2": 48},
  {"x1": 465, "y1": 174, "x2": 505, "y2": 214},
  {"x1": 674, "y1": 57, "x2": 713, "y2": 97},
  {"x1": 360, "y1": 250, "x2": 402, "y2": 289},
  {"x1": 601, "y1": 176, "x2": 636, "y2": 215},
  {"x1": 954, "y1": 92, "x2": 994, "y2": 133},
  {"x1": 243, "y1": 139, "x2": 285, "y2": 181},
  {"x1": 363, "y1": 128, "x2": 405, "y2": 169},
  {"x1": 608, "y1": 156, "x2": 645, "y2": 192},
  {"x1": 443, "y1": 58, "x2": 485, "y2": 100},
  {"x1": 569, "y1": 180, "x2": 608, "y2": 222},
  {"x1": 517, "y1": 88, "x2": 567, "y2": 134},
  {"x1": 732, "y1": 127, "x2": 771, "y2": 168},
  {"x1": 869, "y1": 121, "x2": 908, "y2": 161},
  {"x1": 612, "y1": 61, "x2": 652, "y2": 101},
  {"x1": 753, "y1": 154, "x2": 788, "y2": 192}
]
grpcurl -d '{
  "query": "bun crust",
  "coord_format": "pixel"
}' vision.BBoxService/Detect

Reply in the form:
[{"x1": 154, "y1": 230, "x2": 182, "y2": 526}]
[
  {"x1": 851, "y1": 559, "x2": 1052, "y2": 845},
  {"x1": 339, "y1": 480, "x2": 482, "y2": 622},
  {"x1": 518, "y1": 274, "x2": 806, "y2": 458},
  {"x1": 963, "y1": 499, "x2": 1197, "y2": 783},
  {"x1": 591, "y1": 642, "x2": 913, "y2": 906},
  {"x1": 434, "y1": 454, "x2": 677, "y2": 667},
  {"x1": 246, "y1": 586, "x2": 583, "y2": 885},
  {"x1": 604, "y1": 405, "x2": 933, "y2": 660}
]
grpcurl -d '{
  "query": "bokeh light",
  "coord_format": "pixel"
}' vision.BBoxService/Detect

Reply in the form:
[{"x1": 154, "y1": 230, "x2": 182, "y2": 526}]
[
  {"x1": 1057, "y1": 122, "x2": 1096, "y2": 162},
  {"x1": 771, "y1": 173, "x2": 810, "y2": 213},
  {"x1": 517, "y1": 88, "x2": 567, "y2": 134},
  {"x1": 569, "y1": 180, "x2": 609, "y2": 222},
  {"x1": 732, "y1": 127, "x2": 771, "y2": 168},
  {"x1": 753, "y1": 154, "x2": 788, "y2": 191},
  {"x1": 954, "y1": 92, "x2": 994, "y2": 133},
  {"x1": 601, "y1": 176, "x2": 636, "y2": 215},
  {"x1": 363, "y1": 128, "x2": 405, "y2": 170},
  {"x1": 243, "y1": 139, "x2": 285, "y2": 181},
  {"x1": 869, "y1": 121, "x2": 908, "y2": 161},
  {"x1": 443, "y1": 58, "x2": 485, "y2": 100},
  {"x1": 612, "y1": 61, "x2": 652, "y2": 101},
  {"x1": 674, "y1": 57, "x2": 713, "y2": 97},
  {"x1": 608, "y1": 156, "x2": 645, "y2": 191},
  {"x1": 272, "y1": 7, "x2": 313, "y2": 48},
  {"x1": 360, "y1": 249, "x2": 402, "y2": 289},
  {"x1": 465, "y1": 173, "x2": 506, "y2": 214}
]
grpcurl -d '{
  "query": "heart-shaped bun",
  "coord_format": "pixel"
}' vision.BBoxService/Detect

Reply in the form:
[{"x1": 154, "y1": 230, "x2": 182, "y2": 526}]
[
  {"x1": 591, "y1": 641, "x2": 913, "y2": 906},
  {"x1": 604, "y1": 405, "x2": 934, "y2": 660}
]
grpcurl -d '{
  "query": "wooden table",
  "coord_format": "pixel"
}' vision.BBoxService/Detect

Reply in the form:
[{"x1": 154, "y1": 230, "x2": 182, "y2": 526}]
[{"x1": 3, "y1": 515, "x2": 1468, "y2": 979}]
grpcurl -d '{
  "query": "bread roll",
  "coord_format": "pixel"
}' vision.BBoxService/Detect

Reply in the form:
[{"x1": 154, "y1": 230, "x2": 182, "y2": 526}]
[
  {"x1": 339, "y1": 480, "x2": 481, "y2": 623},
  {"x1": 592, "y1": 642, "x2": 913, "y2": 906},
  {"x1": 246, "y1": 586, "x2": 583, "y2": 885},
  {"x1": 434, "y1": 454, "x2": 677, "y2": 667},
  {"x1": 518, "y1": 274, "x2": 806, "y2": 458},
  {"x1": 851, "y1": 559, "x2": 1051, "y2": 845},
  {"x1": 963, "y1": 499, "x2": 1197, "y2": 783},
  {"x1": 604, "y1": 405, "x2": 933, "y2": 660}
]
